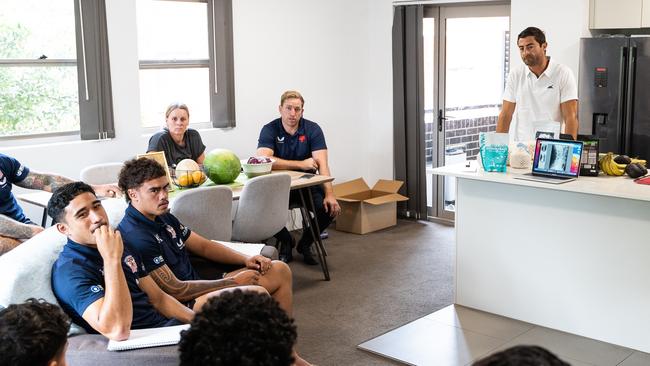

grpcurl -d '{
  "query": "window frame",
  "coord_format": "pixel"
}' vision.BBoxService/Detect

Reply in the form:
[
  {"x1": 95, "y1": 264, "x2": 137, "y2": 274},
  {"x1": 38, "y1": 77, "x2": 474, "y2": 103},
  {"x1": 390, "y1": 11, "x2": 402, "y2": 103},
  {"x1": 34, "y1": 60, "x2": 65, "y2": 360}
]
[
  {"x1": 137, "y1": 0, "x2": 235, "y2": 130},
  {"x1": 0, "y1": 0, "x2": 114, "y2": 143}
]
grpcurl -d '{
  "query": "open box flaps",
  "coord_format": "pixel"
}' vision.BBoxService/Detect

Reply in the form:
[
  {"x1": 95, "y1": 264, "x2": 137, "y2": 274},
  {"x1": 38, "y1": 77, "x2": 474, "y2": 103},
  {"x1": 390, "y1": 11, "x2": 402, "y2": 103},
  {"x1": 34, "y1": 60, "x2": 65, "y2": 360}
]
[{"x1": 333, "y1": 178, "x2": 409, "y2": 234}]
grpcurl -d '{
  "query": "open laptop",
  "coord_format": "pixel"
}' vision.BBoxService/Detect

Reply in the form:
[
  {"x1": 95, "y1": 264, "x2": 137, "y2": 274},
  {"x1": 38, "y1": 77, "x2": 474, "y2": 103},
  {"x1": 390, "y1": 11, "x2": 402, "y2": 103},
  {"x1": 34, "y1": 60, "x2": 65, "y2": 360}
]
[{"x1": 514, "y1": 138, "x2": 584, "y2": 184}]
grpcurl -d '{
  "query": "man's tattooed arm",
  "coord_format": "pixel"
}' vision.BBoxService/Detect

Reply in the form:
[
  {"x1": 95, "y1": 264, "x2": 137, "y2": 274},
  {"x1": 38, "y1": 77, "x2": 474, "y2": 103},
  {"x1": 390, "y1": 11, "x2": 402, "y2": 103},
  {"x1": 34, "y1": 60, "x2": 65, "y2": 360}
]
[
  {"x1": 15, "y1": 171, "x2": 74, "y2": 192},
  {"x1": 0, "y1": 214, "x2": 43, "y2": 240},
  {"x1": 148, "y1": 264, "x2": 238, "y2": 302}
]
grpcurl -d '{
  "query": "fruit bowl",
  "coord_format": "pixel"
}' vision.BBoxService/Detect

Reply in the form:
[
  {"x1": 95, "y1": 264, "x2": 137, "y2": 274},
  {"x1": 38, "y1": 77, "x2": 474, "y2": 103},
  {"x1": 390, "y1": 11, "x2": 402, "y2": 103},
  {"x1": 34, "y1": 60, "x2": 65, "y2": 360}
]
[
  {"x1": 241, "y1": 157, "x2": 274, "y2": 178},
  {"x1": 171, "y1": 168, "x2": 207, "y2": 188}
]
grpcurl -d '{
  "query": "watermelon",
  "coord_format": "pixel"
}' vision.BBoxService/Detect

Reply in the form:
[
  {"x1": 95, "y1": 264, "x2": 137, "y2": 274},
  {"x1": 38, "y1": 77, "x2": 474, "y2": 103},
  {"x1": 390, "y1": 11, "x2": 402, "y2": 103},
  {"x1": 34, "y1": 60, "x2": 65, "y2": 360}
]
[{"x1": 203, "y1": 148, "x2": 241, "y2": 184}]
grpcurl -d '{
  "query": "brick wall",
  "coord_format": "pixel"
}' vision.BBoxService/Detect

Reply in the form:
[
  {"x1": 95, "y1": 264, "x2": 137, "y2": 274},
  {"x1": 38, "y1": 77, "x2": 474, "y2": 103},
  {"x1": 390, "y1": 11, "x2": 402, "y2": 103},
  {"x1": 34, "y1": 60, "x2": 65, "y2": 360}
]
[{"x1": 445, "y1": 114, "x2": 497, "y2": 159}]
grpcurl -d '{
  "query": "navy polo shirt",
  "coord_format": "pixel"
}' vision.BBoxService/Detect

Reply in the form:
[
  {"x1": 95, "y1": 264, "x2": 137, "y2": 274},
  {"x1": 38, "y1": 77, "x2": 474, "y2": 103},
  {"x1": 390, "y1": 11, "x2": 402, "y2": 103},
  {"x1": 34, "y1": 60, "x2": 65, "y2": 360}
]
[
  {"x1": 257, "y1": 118, "x2": 327, "y2": 163},
  {"x1": 118, "y1": 204, "x2": 199, "y2": 281},
  {"x1": 0, "y1": 153, "x2": 31, "y2": 223},
  {"x1": 51, "y1": 238, "x2": 170, "y2": 333}
]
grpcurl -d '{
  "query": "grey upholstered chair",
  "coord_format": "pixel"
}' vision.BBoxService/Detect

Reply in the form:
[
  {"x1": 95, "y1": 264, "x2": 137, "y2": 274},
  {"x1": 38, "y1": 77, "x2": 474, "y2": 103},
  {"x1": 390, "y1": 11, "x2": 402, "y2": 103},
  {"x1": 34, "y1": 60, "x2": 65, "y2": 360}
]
[
  {"x1": 170, "y1": 185, "x2": 233, "y2": 241},
  {"x1": 80, "y1": 162, "x2": 124, "y2": 185},
  {"x1": 231, "y1": 173, "x2": 291, "y2": 243}
]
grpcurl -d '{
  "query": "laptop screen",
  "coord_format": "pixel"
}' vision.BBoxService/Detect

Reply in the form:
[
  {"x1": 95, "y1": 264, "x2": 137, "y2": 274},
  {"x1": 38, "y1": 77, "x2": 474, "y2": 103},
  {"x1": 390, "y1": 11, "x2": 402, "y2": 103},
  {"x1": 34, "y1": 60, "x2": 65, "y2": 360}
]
[{"x1": 532, "y1": 138, "x2": 584, "y2": 178}]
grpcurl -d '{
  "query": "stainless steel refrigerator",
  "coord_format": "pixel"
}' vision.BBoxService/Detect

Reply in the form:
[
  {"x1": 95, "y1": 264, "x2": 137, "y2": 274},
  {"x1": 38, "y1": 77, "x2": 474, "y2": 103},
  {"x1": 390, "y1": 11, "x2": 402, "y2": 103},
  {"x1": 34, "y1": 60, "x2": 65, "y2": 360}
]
[{"x1": 579, "y1": 36, "x2": 650, "y2": 160}]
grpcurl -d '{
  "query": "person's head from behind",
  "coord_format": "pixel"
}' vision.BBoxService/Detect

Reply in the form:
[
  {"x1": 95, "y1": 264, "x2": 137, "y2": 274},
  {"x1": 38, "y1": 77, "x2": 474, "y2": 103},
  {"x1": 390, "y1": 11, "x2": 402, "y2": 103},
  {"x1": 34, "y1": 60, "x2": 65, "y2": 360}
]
[
  {"x1": 473, "y1": 345, "x2": 570, "y2": 366},
  {"x1": 0, "y1": 298, "x2": 71, "y2": 366},
  {"x1": 118, "y1": 158, "x2": 170, "y2": 218},
  {"x1": 279, "y1": 90, "x2": 305, "y2": 128},
  {"x1": 164, "y1": 102, "x2": 191, "y2": 137},
  {"x1": 517, "y1": 27, "x2": 547, "y2": 67},
  {"x1": 48, "y1": 182, "x2": 107, "y2": 245},
  {"x1": 178, "y1": 289, "x2": 297, "y2": 366}
]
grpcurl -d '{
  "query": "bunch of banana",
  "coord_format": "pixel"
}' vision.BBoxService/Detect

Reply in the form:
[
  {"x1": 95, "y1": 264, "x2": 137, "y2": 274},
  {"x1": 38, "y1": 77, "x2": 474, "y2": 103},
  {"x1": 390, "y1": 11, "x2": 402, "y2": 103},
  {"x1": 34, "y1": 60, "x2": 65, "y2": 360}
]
[{"x1": 599, "y1": 153, "x2": 626, "y2": 176}]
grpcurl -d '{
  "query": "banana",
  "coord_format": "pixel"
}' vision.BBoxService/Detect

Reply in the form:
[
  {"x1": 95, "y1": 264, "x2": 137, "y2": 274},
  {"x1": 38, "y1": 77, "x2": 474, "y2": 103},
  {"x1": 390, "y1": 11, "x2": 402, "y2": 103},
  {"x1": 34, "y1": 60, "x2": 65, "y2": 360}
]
[
  {"x1": 600, "y1": 153, "x2": 626, "y2": 176},
  {"x1": 607, "y1": 156, "x2": 625, "y2": 176},
  {"x1": 599, "y1": 153, "x2": 613, "y2": 175},
  {"x1": 631, "y1": 158, "x2": 647, "y2": 167}
]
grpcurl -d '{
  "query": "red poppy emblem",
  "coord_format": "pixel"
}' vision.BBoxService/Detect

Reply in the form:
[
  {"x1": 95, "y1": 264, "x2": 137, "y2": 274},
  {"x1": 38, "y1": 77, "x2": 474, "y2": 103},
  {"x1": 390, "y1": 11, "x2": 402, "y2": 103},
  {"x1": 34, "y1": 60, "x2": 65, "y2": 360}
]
[{"x1": 299, "y1": 135, "x2": 306, "y2": 143}]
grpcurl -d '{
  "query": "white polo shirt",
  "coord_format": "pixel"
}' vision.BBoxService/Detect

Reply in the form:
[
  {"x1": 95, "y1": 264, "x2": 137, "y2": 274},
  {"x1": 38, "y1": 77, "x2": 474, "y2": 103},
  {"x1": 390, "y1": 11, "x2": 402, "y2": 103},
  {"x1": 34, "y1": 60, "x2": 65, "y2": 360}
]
[{"x1": 503, "y1": 58, "x2": 577, "y2": 142}]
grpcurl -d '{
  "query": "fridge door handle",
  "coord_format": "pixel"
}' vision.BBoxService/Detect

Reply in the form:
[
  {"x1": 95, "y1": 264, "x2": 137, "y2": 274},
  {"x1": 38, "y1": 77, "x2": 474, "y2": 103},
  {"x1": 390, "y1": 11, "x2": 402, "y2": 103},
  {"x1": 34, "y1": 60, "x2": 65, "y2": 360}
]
[
  {"x1": 624, "y1": 45, "x2": 637, "y2": 154},
  {"x1": 617, "y1": 46, "x2": 628, "y2": 148}
]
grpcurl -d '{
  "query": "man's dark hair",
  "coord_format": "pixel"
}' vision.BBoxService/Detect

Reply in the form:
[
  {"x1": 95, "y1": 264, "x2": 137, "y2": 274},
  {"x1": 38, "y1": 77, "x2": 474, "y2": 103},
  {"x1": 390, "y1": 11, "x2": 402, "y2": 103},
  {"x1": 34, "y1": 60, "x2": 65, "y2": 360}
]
[
  {"x1": 47, "y1": 181, "x2": 96, "y2": 223},
  {"x1": 473, "y1": 345, "x2": 570, "y2": 366},
  {"x1": 0, "y1": 298, "x2": 71, "y2": 366},
  {"x1": 518, "y1": 27, "x2": 546, "y2": 46},
  {"x1": 118, "y1": 158, "x2": 167, "y2": 203},
  {"x1": 179, "y1": 289, "x2": 297, "y2": 366}
]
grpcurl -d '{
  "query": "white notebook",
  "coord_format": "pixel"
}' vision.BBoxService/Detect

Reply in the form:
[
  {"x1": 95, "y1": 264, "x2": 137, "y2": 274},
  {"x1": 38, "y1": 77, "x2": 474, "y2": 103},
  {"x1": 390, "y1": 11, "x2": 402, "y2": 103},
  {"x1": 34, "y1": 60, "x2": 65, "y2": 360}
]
[{"x1": 107, "y1": 324, "x2": 190, "y2": 351}]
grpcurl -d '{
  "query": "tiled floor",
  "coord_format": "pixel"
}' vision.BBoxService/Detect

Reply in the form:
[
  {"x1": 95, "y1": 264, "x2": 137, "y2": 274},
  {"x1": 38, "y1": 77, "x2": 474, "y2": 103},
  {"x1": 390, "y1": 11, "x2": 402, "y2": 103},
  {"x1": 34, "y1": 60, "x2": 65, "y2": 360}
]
[{"x1": 358, "y1": 305, "x2": 650, "y2": 366}]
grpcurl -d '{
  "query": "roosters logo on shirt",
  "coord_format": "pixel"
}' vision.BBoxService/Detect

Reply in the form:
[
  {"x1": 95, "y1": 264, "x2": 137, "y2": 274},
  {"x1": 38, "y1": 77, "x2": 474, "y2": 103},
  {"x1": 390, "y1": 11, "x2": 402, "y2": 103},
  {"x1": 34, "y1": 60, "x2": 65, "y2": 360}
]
[
  {"x1": 298, "y1": 135, "x2": 306, "y2": 143},
  {"x1": 124, "y1": 255, "x2": 138, "y2": 274},
  {"x1": 165, "y1": 225, "x2": 177, "y2": 239}
]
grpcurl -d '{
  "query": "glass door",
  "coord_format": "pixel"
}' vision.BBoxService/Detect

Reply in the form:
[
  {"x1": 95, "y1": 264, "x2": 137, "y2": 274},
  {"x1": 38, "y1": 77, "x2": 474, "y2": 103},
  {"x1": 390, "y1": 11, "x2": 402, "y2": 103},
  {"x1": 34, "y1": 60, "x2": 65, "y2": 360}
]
[{"x1": 425, "y1": 4, "x2": 510, "y2": 221}]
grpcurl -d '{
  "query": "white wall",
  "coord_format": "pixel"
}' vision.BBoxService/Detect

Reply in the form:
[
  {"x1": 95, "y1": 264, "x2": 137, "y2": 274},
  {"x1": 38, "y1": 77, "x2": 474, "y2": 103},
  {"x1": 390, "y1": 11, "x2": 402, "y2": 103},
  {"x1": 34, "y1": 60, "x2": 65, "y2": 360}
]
[
  {"x1": 4, "y1": 0, "x2": 395, "y2": 188},
  {"x1": 510, "y1": 0, "x2": 591, "y2": 77}
]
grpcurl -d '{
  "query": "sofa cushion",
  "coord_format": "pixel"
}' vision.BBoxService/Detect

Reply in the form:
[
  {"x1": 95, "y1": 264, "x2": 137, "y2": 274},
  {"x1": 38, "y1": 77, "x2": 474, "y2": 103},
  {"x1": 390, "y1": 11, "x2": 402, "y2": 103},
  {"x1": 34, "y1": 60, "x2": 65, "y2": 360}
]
[
  {"x1": 66, "y1": 334, "x2": 179, "y2": 366},
  {"x1": 0, "y1": 226, "x2": 66, "y2": 307}
]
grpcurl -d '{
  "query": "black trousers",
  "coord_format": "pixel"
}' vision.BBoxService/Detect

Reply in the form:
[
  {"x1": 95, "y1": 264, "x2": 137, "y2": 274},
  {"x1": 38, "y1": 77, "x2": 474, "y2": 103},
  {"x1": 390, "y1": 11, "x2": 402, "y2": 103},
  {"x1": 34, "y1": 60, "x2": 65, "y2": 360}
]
[{"x1": 274, "y1": 185, "x2": 332, "y2": 248}]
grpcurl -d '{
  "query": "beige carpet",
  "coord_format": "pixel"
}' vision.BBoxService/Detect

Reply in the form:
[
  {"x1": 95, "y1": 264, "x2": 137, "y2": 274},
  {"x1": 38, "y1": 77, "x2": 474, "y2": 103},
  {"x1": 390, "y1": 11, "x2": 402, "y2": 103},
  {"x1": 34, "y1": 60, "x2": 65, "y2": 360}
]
[{"x1": 287, "y1": 219, "x2": 454, "y2": 365}]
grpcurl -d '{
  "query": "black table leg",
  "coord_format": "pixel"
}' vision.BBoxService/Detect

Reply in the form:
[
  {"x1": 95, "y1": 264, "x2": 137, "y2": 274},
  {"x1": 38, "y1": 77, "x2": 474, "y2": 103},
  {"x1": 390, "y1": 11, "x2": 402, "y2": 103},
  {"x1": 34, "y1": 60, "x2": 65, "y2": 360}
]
[{"x1": 298, "y1": 188, "x2": 330, "y2": 281}]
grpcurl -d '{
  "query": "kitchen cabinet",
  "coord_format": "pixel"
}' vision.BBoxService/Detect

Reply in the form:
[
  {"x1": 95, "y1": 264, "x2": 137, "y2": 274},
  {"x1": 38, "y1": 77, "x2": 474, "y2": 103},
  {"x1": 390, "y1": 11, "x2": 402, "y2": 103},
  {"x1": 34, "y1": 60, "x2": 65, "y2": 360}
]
[{"x1": 589, "y1": 0, "x2": 650, "y2": 29}]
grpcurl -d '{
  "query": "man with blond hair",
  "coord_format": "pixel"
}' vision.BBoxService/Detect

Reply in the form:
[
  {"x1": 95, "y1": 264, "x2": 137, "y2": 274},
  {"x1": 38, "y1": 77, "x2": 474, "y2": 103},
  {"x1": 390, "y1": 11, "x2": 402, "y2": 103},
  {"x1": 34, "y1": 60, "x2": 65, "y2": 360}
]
[{"x1": 257, "y1": 91, "x2": 340, "y2": 264}]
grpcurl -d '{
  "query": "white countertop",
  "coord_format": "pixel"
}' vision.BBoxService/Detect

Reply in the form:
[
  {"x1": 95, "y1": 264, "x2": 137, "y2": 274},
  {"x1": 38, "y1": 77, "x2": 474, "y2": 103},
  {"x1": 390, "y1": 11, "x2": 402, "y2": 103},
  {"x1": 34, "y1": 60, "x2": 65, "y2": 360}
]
[{"x1": 431, "y1": 161, "x2": 650, "y2": 202}]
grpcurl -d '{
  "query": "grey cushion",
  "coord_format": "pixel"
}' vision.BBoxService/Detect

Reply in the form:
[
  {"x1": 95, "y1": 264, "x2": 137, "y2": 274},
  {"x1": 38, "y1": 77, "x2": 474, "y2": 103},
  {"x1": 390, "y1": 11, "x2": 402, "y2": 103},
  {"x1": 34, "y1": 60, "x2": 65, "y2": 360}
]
[
  {"x1": 170, "y1": 185, "x2": 233, "y2": 241},
  {"x1": 66, "y1": 334, "x2": 179, "y2": 366},
  {"x1": 231, "y1": 173, "x2": 291, "y2": 242},
  {"x1": 80, "y1": 162, "x2": 124, "y2": 185}
]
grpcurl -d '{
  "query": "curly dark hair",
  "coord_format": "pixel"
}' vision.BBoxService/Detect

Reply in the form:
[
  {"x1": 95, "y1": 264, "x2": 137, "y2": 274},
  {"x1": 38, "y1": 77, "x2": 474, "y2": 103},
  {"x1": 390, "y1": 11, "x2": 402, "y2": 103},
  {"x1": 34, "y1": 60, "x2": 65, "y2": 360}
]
[
  {"x1": 47, "y1": 181, "x2": 96, "y2": 223},
  {"x1": 178, "y1": 289, "x2": 297, "y2": 366},
  {"x1": 0, "y1": 298, "x2": 71, "y2": 366},
  {"x1": 118, "y1": 157, "x2": 167, "y2": 202},
  {"x1": 473, "y1": 345, "x2": 570, "y2": 366}
]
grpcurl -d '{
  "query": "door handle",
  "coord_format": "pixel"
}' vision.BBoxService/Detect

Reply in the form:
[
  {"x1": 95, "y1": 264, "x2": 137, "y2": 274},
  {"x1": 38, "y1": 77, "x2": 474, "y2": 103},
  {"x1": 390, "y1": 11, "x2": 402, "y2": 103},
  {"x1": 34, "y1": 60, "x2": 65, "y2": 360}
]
[{"x1": 437, "y1": 109, "x2": 446, "y2": 132}]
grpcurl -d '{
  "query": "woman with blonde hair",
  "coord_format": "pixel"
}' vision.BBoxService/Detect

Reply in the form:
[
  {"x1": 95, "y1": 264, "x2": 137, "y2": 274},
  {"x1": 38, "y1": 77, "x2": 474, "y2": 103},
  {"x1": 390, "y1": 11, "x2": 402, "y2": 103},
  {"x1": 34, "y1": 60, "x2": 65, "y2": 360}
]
[{"x1": 147, "y1": 103, "x2": 206, "y2": 166}]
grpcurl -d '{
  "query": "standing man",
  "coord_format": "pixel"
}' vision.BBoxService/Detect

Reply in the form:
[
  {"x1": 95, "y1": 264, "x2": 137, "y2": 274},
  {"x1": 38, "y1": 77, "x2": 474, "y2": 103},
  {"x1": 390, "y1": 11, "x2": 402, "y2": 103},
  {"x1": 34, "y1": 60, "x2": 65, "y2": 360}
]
[
  {"x1": 496, "y1": 27, "x2": 578, "y2": 142},
  {"x1": 0, "y1": 153, "x2": 120, "y2": 255},
  {"x1": 256, "y1": 90, "x2": 340, "y2": 265}
]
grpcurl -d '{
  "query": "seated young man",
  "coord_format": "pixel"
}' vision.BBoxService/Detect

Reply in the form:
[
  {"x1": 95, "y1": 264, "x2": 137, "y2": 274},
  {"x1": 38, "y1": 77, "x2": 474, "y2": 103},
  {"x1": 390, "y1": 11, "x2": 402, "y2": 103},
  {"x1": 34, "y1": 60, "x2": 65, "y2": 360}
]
[
  {"x1": 179, "y1": 289, "x2": 297, "y2": 366},
  {"x1": 117, "y1": 157, "x2": 294, "y2": 313},
  {"x1": 49, "y1": 182, "x2": 265, "y2": 339},
  {"x1": 117, "y1": 158, "x2": 309, "y2": 365},
  {"x1": 0, "y1": 298, "x2": 71, "y2": 366}
]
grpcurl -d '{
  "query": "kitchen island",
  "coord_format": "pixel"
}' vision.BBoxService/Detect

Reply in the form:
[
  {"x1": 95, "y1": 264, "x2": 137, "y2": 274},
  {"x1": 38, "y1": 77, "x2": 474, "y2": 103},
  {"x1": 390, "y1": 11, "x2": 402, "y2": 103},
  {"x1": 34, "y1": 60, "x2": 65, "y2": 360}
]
[{"x1": 432, "y1": 162, "x2": 650, "y2": 353}]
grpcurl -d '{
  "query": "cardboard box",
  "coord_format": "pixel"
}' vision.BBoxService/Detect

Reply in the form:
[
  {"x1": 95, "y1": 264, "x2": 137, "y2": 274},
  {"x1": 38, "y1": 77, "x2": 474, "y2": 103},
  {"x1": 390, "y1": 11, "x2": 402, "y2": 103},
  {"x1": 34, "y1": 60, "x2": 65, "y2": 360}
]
[{"x1": 333, "y1": 178, "x2": 408, "y2": 234}]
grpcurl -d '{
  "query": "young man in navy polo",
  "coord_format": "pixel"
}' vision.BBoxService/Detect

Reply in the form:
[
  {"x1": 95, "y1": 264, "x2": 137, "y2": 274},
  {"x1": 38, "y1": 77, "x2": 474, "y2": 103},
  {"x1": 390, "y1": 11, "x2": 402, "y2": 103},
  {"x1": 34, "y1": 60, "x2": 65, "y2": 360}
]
[
  {"x1": 0, "y1": 153, "x2": 120, "y2": 255},
  {"x1": 116, "y1": 158, "x2": 309, "y2": 365},
  {"x1": 256, "y1": 90, "x2": 341, "y2": 264},
  {"x1": 49, "y1": 182, "x2": 194, "y2": 340}
]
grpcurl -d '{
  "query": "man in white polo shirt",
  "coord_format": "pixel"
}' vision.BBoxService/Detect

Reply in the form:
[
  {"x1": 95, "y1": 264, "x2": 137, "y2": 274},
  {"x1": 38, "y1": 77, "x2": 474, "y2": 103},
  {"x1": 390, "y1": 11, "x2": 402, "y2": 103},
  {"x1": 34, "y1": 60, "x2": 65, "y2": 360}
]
[{"x1": 496, "y1": 27, "x2": 578, "y2": 142}]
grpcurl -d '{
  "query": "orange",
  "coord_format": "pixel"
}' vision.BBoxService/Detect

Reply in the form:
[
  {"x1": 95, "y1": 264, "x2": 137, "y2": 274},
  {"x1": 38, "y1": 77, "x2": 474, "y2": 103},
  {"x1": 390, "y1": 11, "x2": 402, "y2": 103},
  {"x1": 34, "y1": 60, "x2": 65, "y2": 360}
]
[
  {"x1": 178, "y1": 174, "x2": 190, "y2": 187},
  {"x1": 191, "y1": 171, "x2": 203, "y2": 185}
]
